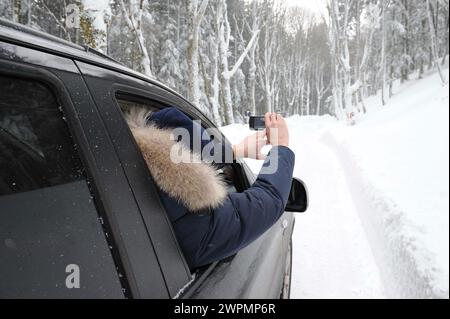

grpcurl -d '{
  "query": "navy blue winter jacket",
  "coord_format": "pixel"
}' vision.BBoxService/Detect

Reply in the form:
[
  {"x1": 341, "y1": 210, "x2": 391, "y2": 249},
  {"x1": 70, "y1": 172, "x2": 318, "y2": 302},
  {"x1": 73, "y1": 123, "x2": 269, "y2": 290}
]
[{"x1": 149, "y1": 107, "x2": 295, "y2": 269}]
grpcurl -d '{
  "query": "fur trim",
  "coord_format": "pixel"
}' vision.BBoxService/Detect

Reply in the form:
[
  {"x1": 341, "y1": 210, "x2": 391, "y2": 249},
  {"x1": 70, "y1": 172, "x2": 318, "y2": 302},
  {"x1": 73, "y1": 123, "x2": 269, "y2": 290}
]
[{"x1": 124, "y1": 108, "x2": 227, "y2": 212}]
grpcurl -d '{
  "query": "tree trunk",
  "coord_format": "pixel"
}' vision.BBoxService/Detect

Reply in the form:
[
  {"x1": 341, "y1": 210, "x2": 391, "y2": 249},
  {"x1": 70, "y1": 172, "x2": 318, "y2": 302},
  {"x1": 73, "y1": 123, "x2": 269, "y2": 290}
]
[
  {"x1": 380, "y1": 0, "x2": 387, "y2": 106},
  {"x1": 119, "y1": 0, "x2": 152, "y2": 77},
  {"x1": 187, "y1": 0, "x2": 208, "y2": 109},
  {"x1": 427, "y1": 0, "x2": 447, "y2": 84},
  {"x1": 248, "y1": 6, "x2": 258, "y2": 115}
]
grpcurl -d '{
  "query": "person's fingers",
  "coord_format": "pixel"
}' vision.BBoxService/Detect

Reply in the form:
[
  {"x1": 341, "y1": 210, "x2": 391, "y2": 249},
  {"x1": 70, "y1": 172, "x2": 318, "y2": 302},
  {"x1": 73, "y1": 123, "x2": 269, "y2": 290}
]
[
  {"x1": 264, "y1": 112, "x2": 272, "y2": 127},
  {"x1": 270, "y1": 113, "x2": 276, "y2": 122}
]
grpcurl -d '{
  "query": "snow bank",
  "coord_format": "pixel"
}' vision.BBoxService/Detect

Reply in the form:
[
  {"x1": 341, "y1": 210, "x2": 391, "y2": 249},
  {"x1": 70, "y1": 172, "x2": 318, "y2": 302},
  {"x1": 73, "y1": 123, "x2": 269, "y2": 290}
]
[{"x1": 326, "y1": 68, "x2": 449, "y2": 298}]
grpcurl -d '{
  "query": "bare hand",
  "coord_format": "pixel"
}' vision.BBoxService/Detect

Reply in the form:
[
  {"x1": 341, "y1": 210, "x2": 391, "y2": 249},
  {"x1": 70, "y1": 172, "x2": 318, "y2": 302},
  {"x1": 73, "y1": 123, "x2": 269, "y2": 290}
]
[{"x1": 265, "y1": 112, "x2": 289, "y2": 147}]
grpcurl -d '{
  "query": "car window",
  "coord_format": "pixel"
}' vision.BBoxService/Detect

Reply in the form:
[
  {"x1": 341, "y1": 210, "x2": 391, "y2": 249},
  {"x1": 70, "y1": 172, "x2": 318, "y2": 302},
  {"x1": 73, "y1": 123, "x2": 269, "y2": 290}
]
[
  {"x1": 0, "y1": 74, "x2": 123, "y2": 298},
  {"x1": 0, "y1": 76, "x2": 83, "y2": 195},
  {"x1": 116, "y1": 97, "x2": 161, "y2": 114},
  {"x1": 115, "y1": 97, "x2": 240, "y2": 192}
]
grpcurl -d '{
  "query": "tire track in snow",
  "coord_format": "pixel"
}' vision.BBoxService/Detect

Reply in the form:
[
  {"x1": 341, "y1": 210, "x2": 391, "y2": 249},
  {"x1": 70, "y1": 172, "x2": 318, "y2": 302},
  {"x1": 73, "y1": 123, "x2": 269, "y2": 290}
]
[
  {"x1": 289, "y1": 124, "x2": 385, "y2": 298},
  {"x1": 320, "y1": 131, "x2": 448, "y2": 299}
]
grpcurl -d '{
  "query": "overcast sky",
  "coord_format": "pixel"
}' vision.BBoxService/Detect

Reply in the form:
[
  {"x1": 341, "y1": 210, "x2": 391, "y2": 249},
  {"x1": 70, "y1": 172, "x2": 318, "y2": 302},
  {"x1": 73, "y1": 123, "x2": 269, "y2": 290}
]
[{"x1": 282, "y1": 0, "x2": 327, "y2": 16}]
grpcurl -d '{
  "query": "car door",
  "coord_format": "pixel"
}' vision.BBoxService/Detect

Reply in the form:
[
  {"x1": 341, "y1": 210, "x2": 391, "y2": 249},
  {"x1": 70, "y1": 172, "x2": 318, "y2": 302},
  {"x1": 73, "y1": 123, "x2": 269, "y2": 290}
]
[
  {"x1": 0, "y1": 38, "x2": 171, "y2": 298},
  {"x1": 76, "y1": 60, "x2": 294, "y2": 299},
  {"x1": 75, "y1": 61, "x2": 193, "y2": 298},
  {"x1": 0, "y1": 46, "x2": 125, "y2": 298}
]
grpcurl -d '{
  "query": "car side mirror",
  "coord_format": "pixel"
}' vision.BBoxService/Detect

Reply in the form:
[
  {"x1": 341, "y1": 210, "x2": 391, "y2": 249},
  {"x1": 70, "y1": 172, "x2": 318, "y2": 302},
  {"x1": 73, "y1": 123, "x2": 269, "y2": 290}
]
[{"x1": 285, "y1": 178, "x2": 308, "y2": 213}]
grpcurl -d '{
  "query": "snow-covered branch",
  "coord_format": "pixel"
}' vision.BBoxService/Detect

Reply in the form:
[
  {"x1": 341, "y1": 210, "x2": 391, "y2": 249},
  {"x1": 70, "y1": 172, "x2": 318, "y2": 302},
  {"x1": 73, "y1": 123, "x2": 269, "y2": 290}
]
[{"x1": 223, "y1": 29, "x2": 260, "y2": 80}]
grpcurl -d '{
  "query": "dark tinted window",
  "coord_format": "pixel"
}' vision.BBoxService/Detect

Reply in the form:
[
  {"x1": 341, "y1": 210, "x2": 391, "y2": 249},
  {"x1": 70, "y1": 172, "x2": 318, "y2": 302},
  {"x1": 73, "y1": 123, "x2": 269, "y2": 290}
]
[
  {"x1": 0, "y1": 74, "x2": 123, "y2": 298},
  {"x1": 0, "y1": 76, "x2": 83, "y2": 195}
]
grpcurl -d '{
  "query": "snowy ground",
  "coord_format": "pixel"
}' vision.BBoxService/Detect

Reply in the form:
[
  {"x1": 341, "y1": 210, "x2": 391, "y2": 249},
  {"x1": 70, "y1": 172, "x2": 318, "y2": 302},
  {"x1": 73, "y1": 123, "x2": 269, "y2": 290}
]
[{"x1": 220, "y1": 67, "x2": 449, "y2": 299}]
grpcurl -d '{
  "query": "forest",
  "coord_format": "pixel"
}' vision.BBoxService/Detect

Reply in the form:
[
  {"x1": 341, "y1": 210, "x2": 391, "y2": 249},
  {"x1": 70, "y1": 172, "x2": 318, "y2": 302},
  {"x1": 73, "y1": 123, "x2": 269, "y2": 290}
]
[{"x1": 1, "y1": 0, "x2": 448, "y2": 125}]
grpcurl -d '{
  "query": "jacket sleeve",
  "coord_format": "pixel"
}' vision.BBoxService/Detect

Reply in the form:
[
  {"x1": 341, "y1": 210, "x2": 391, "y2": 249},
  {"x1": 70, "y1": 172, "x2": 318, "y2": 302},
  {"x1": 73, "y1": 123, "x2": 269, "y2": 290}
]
[{"x1": 194, "y1": 146, "x2": 295, "y2": 267}]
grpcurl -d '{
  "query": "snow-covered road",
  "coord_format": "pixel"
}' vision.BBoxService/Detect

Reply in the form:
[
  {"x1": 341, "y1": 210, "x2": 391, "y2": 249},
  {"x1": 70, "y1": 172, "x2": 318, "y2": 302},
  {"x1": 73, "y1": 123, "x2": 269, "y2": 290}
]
[
  {"x1": 288, "y1": 121, "x2": 385, "y2": 298},
  {"x1": 222, "y1": 120, "x2": 389, "y2": 298}
]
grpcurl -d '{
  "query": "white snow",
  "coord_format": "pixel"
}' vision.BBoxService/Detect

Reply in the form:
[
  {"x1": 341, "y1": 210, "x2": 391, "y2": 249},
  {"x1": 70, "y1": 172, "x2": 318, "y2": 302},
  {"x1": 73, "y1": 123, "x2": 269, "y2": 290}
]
[{"x1": 220, "y1": 66, "x2": 449, "y2": 298}]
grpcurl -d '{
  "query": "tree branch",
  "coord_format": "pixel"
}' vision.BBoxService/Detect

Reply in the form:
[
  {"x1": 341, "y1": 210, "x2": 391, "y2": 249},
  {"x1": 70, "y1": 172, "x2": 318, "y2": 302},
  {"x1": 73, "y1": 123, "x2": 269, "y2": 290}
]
[{"x1": 224, "y1": 29, "x2": 260, "y2": 80}]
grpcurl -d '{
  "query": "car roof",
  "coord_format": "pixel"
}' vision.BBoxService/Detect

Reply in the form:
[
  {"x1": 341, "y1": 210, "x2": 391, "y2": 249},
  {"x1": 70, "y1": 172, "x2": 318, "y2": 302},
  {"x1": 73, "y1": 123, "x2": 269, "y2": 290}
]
[{"x1": 0, "y1": 18, "x2": 186, "y2": 103}]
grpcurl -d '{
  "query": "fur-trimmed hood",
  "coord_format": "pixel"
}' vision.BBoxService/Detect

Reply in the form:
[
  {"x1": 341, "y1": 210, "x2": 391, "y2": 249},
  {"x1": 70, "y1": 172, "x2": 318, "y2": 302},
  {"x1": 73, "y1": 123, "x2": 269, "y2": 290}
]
[{"x1": 125, "y1": 108, "x2": 227, "y2": 212}]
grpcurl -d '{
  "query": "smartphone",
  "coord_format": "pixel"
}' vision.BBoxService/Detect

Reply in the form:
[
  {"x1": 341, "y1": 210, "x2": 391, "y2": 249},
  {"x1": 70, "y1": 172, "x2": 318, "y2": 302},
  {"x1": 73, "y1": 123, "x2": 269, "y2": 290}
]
[{"x1": 249, "y1": 116, "x2": 265, "y2": 130}]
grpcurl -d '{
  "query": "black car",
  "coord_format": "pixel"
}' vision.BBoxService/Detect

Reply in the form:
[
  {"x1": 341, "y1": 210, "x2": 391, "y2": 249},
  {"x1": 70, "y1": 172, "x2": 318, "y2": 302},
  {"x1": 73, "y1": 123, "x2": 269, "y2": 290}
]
[{"x1": 0, "y1": 18, "x2": 306, "y2": 299}]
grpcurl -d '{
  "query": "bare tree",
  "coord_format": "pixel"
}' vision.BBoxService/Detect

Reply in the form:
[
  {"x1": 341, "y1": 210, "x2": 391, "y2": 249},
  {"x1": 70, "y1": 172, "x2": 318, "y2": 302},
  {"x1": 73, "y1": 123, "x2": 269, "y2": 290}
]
[
  {"x1": 119, "y1": 0, "x2": 152, "y2": 77},
  {"x1": 380, "y1": 0, "x2": 388, "y2": 106},
  {"x1": 427, "y1": 0, "x2": 447, "y2": 84},
  {"x1": 187, "y1": 0, "x2": 209, "y2": 110},
  {"x1": 258, "y1": 1, "x2": 284, "y2": 115},
  {"x1": 217, "y1": 0, "x2": 259, "y2": 124},
  {"x1": 329, "y1": 0, "x2": 356, "y2": 121}
]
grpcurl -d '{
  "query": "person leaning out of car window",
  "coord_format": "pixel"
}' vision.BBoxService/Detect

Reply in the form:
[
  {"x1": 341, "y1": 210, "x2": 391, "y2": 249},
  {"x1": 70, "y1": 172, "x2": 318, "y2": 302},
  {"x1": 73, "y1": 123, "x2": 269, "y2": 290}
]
[{"x1": 126, "y1": 108, "x2": 294, "y2": 270}]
